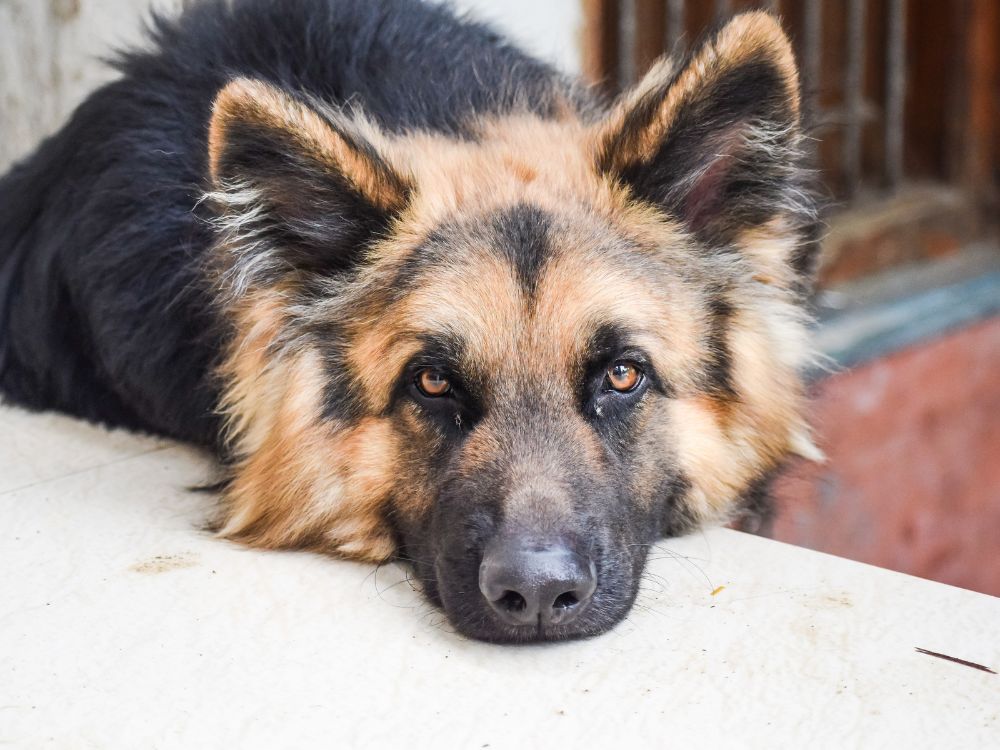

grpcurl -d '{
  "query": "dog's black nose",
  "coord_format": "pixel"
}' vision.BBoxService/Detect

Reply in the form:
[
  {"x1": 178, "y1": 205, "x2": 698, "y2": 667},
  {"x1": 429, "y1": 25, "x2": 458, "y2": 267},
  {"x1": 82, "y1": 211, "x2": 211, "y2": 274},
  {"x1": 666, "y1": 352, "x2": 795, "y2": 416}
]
[{"x1": 479, "y1": 538, "x2": 597, "y2": 627}]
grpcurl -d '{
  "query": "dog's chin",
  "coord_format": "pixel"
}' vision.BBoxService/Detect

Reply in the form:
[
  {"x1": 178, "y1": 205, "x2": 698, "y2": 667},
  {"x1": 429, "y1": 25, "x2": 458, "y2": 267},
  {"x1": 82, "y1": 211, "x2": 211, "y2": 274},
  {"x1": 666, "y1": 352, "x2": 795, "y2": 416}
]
[{"x1": 442, "y1": 602, "x2": 635, "y2": 644}]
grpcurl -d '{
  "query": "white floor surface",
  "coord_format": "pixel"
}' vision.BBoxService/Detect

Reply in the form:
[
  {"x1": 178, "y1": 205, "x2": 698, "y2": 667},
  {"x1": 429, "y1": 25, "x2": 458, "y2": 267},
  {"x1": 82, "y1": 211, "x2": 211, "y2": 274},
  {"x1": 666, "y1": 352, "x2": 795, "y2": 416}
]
[{"x1": 1, "y1": 404, "x2": 997, "y2": 748}]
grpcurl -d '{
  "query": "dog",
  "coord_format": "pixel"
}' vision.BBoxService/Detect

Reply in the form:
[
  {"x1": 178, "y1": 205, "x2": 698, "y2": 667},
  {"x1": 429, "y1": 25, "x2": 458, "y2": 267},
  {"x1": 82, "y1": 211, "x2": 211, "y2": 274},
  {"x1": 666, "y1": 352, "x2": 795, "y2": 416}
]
[{"x1": 0, "y1": 0, "x2": 819, "y2": 642}]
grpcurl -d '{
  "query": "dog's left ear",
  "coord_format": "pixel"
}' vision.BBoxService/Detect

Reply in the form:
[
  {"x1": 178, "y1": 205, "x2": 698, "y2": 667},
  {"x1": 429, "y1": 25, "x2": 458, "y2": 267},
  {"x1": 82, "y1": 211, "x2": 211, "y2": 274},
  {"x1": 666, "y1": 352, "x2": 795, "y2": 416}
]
[{"x1": 595, "y1": 12, "x2": 808, "y2": 251}]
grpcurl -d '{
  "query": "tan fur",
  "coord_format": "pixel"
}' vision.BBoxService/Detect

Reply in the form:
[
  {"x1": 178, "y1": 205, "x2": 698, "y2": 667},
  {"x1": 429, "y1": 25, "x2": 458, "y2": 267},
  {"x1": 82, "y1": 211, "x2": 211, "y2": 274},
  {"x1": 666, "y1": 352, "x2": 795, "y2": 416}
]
[
  {"x1": 217, "y1": 287, "x2": 401, "y2": 560},
  {"x1": 348, "y1": 250, "x2": 527, "y2": 413},
  {"x1": 737, "y1": 217, "x2": 805, "y2": 290},
  {"x1": 670, "y1": 297, "x2": 812, "y2": 523},
  {"x1": 381, "y1": 115, "x2": 613, "y2": 235},
  {"x1": 220, "y1": 348, "x2": 398, "y2": 561},
  {"x1": 217, "y1": 288, "x2": 290, "y2": 455}
]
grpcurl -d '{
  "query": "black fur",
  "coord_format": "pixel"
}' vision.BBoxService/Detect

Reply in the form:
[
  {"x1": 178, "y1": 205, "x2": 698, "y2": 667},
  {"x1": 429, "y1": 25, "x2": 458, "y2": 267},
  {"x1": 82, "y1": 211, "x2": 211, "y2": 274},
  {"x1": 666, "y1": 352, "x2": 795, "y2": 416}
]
[
  {"x1": 0, "y1": 0, "x2": 583, "y2": 444},
  {"x1": 703, "y1": 291, "x2": 737, "y2": 399},
  {"x1": 490, "y1": 204, "x2": 553, "y2": 297}
]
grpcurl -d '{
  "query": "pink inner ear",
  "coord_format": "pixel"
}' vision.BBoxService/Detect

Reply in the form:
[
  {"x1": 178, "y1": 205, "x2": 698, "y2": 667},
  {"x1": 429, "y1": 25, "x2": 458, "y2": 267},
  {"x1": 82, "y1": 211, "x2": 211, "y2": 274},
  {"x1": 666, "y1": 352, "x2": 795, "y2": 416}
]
[{"x1": 682, "y1": 124, "x2": 746, "y2": 234}]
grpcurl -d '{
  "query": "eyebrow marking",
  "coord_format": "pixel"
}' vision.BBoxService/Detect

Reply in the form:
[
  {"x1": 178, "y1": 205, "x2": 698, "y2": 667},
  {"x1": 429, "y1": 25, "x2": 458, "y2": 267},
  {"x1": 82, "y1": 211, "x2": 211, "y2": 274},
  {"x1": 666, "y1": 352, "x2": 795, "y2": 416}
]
[
  {"x1": 489, "y1": 203, "x2": 552, "y2": 298},
  {"x1": 703, "y1": 291, "x2": 736, "y2": 399}
]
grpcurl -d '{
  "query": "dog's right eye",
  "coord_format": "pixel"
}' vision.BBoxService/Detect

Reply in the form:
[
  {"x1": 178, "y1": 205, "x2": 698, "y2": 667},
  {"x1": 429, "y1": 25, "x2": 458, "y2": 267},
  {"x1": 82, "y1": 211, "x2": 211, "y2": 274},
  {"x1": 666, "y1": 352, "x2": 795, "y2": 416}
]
[
  {"x1": 605, "y1": 362, "x2": 642, "y2": 392},
  {"x1": 415, "y1": 368, "x2": 452, "y2": 397}
]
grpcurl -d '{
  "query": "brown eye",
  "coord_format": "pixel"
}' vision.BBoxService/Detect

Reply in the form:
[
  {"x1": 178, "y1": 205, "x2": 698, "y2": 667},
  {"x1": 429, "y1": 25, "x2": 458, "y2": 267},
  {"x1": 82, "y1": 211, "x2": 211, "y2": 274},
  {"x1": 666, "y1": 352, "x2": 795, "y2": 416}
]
[
  {"x1": 416, "y1": 368, "x2": 451, "y2": 397},
  {"x1": 606, "y1": 362, "x2": 641, "y2": 392}
]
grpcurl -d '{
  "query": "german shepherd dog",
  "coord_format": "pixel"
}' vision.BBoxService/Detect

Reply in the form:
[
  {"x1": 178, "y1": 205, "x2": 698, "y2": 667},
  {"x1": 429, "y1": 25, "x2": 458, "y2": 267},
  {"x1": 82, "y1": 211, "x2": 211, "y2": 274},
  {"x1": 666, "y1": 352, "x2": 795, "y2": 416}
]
[{"x1": 0, "y1": 0, "x2": 819, "y2": 642}]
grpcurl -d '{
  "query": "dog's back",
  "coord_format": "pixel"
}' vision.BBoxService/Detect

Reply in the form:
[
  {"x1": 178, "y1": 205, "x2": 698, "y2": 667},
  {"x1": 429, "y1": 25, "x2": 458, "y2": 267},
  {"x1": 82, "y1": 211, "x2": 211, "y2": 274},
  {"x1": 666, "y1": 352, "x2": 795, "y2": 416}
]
[{"x1": 0, "y1": 0, "x2": 582, "y2": 445}]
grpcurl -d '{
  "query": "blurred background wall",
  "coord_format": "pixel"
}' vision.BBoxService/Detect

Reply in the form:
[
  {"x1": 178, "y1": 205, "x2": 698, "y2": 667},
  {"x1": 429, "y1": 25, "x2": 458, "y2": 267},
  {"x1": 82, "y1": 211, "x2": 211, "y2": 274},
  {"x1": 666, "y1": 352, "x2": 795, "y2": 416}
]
[{"x1": 1, "y1": 0, "x2": 997, "y2": 594}]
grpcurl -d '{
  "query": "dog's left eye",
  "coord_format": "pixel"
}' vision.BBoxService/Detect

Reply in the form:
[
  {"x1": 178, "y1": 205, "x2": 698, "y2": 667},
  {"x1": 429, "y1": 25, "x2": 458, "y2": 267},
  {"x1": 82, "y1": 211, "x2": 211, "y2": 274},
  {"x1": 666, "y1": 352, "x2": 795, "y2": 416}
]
[
  {"x1": 605, "y1": 362, "x2": 642, "y2": 392},
  {"x1": 416, "y1": 368, "x2": 452, "y2": 397}
]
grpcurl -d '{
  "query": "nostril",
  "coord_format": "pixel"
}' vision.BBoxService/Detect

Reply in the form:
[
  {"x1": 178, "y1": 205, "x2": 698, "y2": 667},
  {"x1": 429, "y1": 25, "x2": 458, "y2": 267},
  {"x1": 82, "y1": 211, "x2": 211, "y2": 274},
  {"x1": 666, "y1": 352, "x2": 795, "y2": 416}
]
[
  {"x1": 496, "y1": 590, "x2": 527, "y2": 613},
  {"x1": 552, "y1": 591, "x2": 579, "y2": 610}
]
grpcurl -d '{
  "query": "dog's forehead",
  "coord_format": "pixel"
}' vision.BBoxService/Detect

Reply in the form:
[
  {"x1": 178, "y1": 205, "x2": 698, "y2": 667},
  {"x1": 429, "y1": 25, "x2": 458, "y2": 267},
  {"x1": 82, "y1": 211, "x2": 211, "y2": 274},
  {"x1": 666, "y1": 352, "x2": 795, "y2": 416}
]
[
  {"x1": 384, "y1": 203, "x2": 707, "y2": 382},
  {"x1": 385, "y1": 113, "x2": 605, "y2": 224},
  {"x1": 348, "y1": 154, "x2": 715, "y2": 409}
]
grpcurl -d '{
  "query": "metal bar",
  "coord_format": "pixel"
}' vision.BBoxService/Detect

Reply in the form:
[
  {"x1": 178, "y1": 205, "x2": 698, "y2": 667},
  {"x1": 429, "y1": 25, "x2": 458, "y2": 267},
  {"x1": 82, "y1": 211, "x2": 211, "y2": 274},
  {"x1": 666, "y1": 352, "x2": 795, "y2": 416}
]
[
  {"x1": 715, "y1": 0, "x2": 730, "y2": 24},
  {"x1": 666, "y1": 0, "x2": 685, "y2": 54},
  {"x1": 885, "y1": 0, "x2": 907, "y2": 188},
  {"x1": 618, "y1": 0, "x2": 637, "y2": 89},
  {"x1": 803, "y1": 0, "x2": 823, "y2": 124},
  {"x1": 581, "y1": 0, "x2": 618, "y2": 87},
  {"x1": 956, "y1": 0, "x2": 998, "y2": 188},
  {"x1": 843, "y1": 0, "x2": 867, "y2": 197}
]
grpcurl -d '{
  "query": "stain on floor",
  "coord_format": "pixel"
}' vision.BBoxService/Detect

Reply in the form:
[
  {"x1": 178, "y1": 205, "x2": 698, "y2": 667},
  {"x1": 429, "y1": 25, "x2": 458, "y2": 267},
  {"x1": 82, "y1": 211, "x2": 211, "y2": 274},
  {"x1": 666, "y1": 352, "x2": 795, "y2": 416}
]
[{"x1": 129, "y1": 552, "x2": 198, "y2": 574}]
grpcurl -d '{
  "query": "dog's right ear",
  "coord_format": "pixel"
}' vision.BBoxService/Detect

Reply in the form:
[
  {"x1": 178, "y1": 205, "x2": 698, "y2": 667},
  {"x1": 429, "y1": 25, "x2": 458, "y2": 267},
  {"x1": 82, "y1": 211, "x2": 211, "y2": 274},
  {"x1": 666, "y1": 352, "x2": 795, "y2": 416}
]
[
  {"x1": 207, "y1": 78, "x2": 411, "y2": 287},
  {"x1": 594, "y1": 13, "x2": 807, "y2": 254}
]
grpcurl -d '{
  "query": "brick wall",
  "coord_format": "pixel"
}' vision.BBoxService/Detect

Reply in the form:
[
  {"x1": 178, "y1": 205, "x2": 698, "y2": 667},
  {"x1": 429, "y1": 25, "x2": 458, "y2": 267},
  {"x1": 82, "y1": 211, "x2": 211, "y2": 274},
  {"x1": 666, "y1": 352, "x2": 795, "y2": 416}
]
[{"x1": 772, "y1": 317, "x2": 1000, "y2": 596}]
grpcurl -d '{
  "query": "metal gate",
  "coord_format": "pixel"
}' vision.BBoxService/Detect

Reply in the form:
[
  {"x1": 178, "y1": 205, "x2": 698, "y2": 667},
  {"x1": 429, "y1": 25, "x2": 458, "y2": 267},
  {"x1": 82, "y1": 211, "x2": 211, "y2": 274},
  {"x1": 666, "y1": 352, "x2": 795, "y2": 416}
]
[{"x1": 583, "y1": 0, "x2": 998, "y2": 283}]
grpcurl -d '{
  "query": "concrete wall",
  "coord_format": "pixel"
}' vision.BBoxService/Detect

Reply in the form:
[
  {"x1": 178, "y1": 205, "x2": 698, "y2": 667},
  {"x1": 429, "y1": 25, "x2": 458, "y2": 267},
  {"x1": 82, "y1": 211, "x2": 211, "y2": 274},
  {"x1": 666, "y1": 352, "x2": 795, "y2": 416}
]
[
  {"x1": 0, "y1": 0, "x2": 582, "y2": 172},
  {"x1": 452, "y1": 0, "x2": 582, "y2": 75}
]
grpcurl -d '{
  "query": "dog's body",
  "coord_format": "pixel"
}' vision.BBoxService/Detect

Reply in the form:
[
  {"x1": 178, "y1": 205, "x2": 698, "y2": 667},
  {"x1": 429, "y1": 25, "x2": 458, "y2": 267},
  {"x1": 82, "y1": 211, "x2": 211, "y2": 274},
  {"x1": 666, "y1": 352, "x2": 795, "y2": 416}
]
[{"x1": 0, "y1": 0, "x2": 818, "y2": 641}]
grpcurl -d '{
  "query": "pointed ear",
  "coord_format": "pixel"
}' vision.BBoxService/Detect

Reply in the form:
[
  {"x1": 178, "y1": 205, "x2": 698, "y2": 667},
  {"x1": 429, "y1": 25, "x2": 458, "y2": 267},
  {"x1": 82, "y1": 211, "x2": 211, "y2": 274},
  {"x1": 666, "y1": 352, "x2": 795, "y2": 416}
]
[
  {"x1": 595, "y1": 12, "x2": 810, "y2": 251},
  {"x1": 207, "y1": 78, "x2": 411, "y2": 286}
]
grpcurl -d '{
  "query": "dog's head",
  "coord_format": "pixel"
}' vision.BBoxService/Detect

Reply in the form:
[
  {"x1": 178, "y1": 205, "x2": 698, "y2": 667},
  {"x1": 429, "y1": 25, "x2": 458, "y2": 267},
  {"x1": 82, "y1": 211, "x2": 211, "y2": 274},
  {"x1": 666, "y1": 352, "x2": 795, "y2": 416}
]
[{"x1": 205, "y1": 13, "x2": 819, "y2": 642}]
